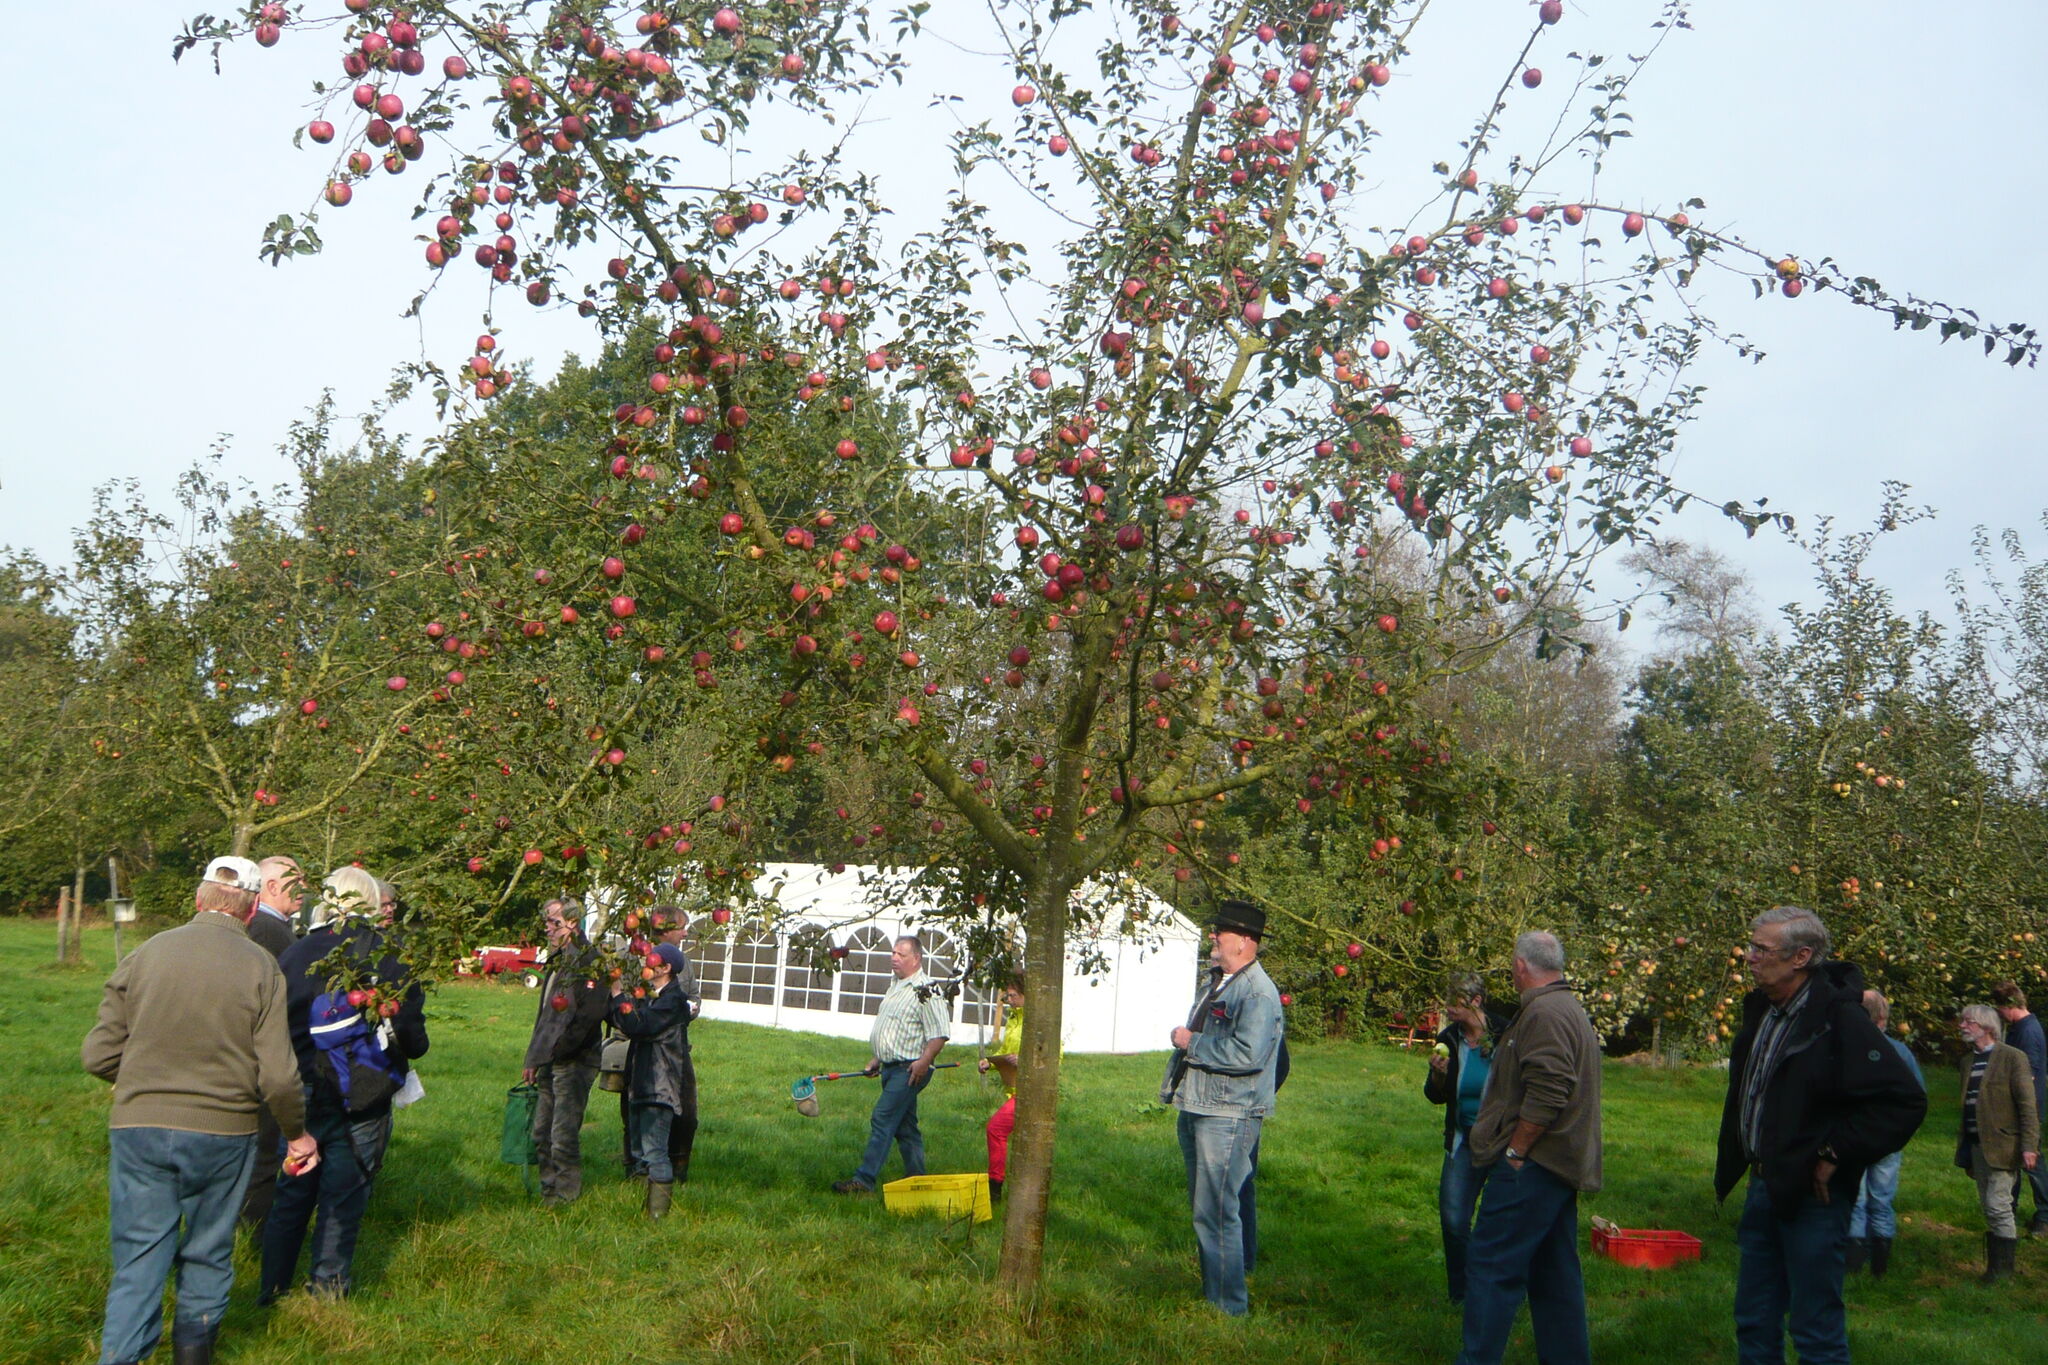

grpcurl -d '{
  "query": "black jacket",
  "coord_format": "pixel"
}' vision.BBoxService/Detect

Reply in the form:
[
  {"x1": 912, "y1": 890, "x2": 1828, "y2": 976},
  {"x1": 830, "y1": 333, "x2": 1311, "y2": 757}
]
[
  {"x1": 246, "y1": 905, "x2": 297, "y2": 961},
  {"x1": 276, "y1": 922, "x2": 430, "y2": 1119},
  {"x1": 1714, "y1": 960, "x2": 1926, "y2": 1216},
  {"x1": 523, "y1": 941, "x2": 611, "y2": 1070},
  {"x1": 609, "y1": 978, "x2": 693, "y2": 1111},
  {"x1": 1423, "y1": 1009, "x2": 1513, "y2": 1152}
]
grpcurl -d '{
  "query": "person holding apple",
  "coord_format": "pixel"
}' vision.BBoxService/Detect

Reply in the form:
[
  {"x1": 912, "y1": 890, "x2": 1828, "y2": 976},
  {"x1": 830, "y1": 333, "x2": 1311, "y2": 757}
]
[
  {"x1": 83, "y1": 866, "x2": 316, "y2": 1365},
  {"x1": 1159, "y1": 899, "x2": 1284, "y2": 1318},
  {"x1": 523, "y1": 898, "x2": 611, "y2": 1207},
  {"x1": 1424, "y1": 972, "x2": 1512, "y2": 1304},
  {"x1": 608, "y1": 941, "x2": 696, "y2": 1219},
  {"x1": 617, "y1": 906, "x2": 702, "y2": 1184},
  {"x1": 259, "y1": 865, "x2": 429, "y2": 1304}
]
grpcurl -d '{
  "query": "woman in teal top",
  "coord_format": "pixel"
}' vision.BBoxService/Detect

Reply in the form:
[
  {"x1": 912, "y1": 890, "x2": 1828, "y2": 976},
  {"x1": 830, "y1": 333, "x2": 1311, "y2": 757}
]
[{"x1": 1424, "y1": 973, "x2": 1512, "y2": 1303}]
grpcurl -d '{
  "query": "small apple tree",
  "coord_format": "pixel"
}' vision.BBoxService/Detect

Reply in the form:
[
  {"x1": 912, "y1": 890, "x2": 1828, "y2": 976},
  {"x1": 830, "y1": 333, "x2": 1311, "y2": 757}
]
[{"x1": 189, "y1": 0, "x2": 2036, "y2": 1295}]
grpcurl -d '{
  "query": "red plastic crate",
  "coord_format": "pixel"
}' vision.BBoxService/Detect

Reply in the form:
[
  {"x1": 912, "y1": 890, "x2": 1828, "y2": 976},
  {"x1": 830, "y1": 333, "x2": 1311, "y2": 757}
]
[{"x1": 1590, "y1": 1223, "x2": 1702, "y2": 1269}]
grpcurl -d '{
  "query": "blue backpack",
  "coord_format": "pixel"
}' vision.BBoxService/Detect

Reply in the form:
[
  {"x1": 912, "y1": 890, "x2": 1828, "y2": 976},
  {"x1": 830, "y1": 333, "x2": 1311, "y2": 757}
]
[{"x1": 308, "y1": 989, "x2": 405, "y2": 1113}]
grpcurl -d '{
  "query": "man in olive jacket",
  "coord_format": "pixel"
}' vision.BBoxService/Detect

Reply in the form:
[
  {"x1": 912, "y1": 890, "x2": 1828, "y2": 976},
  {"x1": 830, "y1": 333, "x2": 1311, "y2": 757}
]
[
  {"x1": 1455, "y1": 931, "x2": 1601, "y2": 1365},
  {"x1": 82, "y1": 875, "x2": 319, "y2": 1365},
  {"x1": 522, "y1": 900, "x2": 610, "y2": 1207},
  {"x1": 1954, "y1": 1003, "x2": 2040, "y2": 1281},
  {"x1": 1716, "y1": 907, "x2": 1925, "y2": 1365}
]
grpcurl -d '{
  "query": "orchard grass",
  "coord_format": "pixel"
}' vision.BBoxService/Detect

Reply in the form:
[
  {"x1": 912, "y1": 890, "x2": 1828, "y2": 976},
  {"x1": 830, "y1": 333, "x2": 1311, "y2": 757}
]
[{"x1": 3, "y1": 921, "x2": 2041, "y2": 1365}]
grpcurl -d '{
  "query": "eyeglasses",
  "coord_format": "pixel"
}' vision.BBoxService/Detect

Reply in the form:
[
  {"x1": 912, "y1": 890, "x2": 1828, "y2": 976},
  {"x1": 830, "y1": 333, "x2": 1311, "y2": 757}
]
[{"x1": 1744, "y1": 941, "x2": 1786, "y2": 958}]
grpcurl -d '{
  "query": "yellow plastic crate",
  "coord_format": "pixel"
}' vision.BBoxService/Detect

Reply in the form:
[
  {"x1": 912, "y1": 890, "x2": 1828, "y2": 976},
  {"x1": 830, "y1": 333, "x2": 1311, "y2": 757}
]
[{"x1": 882, "y1": 1173, "x2": 993, "y2": 1223}]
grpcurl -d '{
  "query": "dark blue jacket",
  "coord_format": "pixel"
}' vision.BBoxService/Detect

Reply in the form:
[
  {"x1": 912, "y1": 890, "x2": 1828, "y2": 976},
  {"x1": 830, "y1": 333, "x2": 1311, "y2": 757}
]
[{"x1": 277, "y1": 922, "x2": 430, "y2": 1118}]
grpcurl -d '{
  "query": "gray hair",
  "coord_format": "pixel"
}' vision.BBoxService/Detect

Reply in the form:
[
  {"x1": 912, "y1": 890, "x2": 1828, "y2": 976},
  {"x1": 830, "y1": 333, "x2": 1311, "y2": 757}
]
[
  {"x1": 1961, "y1": 1004, "x2": 2003, "y2": 1036},
  {"x1": 893, "y1": 934, "x2": 925, "y2": 962},
  {"x1": 1753, "y1": 906, "x2": 1830, "y2": 965},
  {"x1": 1514, "y1": 931, "x2": 1565, "y2": 975},
  {"x1": 1448, "y1": 972, "x2": 1485, "y2": 1005}
]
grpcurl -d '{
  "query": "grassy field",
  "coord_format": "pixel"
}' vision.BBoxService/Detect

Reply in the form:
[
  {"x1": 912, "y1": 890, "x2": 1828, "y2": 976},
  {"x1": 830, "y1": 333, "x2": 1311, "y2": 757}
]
[{"x1": 3, "y1": 918, "x2": 2042, "y2": 1365}]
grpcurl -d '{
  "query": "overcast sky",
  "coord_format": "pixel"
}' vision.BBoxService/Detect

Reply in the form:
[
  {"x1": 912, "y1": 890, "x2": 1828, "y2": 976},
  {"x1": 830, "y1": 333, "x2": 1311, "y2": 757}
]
[{"x1": 3, "y1": 1, "x2": 2041, "y2": 651}]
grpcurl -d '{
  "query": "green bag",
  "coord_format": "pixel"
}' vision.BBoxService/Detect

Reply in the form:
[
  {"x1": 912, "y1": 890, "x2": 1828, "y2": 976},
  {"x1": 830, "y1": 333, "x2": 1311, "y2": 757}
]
[{"x1": 501, "y1": 1083, "x2": 538, "y2": 1191}]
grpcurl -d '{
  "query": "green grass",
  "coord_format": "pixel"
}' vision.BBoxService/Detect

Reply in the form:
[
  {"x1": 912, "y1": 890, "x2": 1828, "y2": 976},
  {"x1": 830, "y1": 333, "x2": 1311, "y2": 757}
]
[{"x1": 2, "y1": 918, "x2": 2042, "y2": 1364}]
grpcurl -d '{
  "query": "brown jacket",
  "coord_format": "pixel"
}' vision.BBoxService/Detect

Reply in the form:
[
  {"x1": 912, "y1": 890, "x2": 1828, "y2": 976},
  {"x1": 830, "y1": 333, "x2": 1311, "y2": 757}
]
[
  {"x1": 1468, "y1": 979, "x2": 1603, "y2": 1191},
  {"x1": 81, "y1": 910, "x2": 306, "y2": 1139},
  {"x1": 1956, "y1": 1043, "x2": 2042, "y2": 1171}
]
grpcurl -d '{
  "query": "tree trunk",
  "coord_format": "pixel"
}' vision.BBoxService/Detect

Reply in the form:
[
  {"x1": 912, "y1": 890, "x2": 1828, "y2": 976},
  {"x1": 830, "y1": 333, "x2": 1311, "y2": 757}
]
[
  {"x1": 230, "y1": 822, "x2": 255, "y2": 858},
  {"x1": 56, "y1": 886, "x2": 71, "y2": 964},
  {"x1": 996, "y1": 872, "x2": 1075, "y2": 1299}
]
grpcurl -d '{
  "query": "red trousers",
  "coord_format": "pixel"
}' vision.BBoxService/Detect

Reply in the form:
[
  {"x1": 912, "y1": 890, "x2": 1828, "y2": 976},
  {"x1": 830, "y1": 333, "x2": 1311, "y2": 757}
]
[{"x1": 986, "y1": 1096, "x2": 1017, "y2": 1182}]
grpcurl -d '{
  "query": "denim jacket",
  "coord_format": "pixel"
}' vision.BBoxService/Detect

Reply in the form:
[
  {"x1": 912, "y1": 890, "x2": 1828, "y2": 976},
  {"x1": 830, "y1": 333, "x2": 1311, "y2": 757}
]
[{"x1": 1161, "y1": 959, "x2": 1284, "y2": 1118}]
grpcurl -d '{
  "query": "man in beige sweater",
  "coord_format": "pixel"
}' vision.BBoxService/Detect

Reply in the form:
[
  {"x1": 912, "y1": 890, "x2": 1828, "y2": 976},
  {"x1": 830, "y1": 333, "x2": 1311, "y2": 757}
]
[{"x1": 82, "y1": 874, "x2": 318, "y2": 1365}]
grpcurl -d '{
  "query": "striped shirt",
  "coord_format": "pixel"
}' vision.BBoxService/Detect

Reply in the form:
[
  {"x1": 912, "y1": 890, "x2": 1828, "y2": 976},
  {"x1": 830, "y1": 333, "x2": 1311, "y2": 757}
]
[
  {"x1": 1965, "y1": 1049, "x2": 1992, "y2": 1140},
  {"x1": 871, "y1": 971, "x2": 951, "y2": 1062},
  {"x1": 1740, "y1": 978, "x2": 1812, "y2": 1162}
]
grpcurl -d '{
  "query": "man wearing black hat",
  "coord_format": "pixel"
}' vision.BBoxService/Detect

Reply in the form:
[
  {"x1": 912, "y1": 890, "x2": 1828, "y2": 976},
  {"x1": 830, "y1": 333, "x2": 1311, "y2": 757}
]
[{"x1": 1160, "y1": 899, "x2": 1285, "y2": 1316}]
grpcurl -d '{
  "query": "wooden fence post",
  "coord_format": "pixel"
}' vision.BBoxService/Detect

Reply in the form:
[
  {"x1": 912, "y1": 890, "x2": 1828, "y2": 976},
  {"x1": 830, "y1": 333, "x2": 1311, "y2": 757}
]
[{"x1": 56, "y1": 886, "x2": 71, "y2": 963}]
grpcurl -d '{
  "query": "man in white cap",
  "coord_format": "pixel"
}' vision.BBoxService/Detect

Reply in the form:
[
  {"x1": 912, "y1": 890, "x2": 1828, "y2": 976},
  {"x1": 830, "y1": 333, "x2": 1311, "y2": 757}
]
[{"x1": 83, "y1": 864, "x2": 317, "y2": 1365}]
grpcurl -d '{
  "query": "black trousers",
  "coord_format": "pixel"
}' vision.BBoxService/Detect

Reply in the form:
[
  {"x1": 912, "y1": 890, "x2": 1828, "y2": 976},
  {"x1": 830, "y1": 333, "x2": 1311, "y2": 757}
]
[{"x1": 621, "y1": 1060, "x2": 697, "y2": 1181}]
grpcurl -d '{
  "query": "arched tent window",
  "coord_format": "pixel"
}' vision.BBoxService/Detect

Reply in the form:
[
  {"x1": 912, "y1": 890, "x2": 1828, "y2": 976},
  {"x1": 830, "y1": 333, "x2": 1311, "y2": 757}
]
[
  {"x1": 836, "y1": 926, "x2": 894, "y2": 1016},
  {"x1": 727, "y1": 921, "x2": 778, "y2": 1006},
  {"x1": 781, "y1": 923, "x2": 834, "y2": 1011},
  {"x1": 693, "y1": 932, "x2": 728, "y2": 1003},
  {"x1": 918, "y1": 929, "x2": 980, "y2": 1030}
]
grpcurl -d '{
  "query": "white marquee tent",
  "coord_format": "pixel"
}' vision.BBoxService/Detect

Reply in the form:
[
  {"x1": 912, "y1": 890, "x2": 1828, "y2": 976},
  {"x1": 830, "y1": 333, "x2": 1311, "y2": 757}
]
[{"x1": 683, "y1": 863, "x2": 1204, "y2": 1054}]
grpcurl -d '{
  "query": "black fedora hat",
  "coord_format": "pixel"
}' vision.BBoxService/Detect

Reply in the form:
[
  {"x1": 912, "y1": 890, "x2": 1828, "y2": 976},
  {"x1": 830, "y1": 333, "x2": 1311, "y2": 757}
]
[{"x1": 1211, "y1": 899, "x2": 1266, "y2": 940}]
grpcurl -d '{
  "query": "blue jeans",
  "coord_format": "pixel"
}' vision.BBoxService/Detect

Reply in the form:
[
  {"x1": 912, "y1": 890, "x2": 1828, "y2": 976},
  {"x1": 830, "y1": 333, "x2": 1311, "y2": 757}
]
[
  {"x1": 1238, "y1": 1135, "x2": 1262, "y2": 1276},
  {"x1": 1455, "y1": 1159, "x2": 1589, "y2": 1365},
  {"x1": 1848, "y1": 1151, "x2": 1902, "y2": 1240},
  {"x1": 260, "y1": 1093, "x2": 391, "y2": 1300},
  {"x1": 99, "y1": 1126, "x2": 257, "y2": 1365},
  {"x1": 1734, "y1": 1174, "x2": 1854, "y2": 1365},
  {"x1": 1439, "y1": 1138, "x2": 1483, "y2": 1302},
  {"x1": 629, "y1": 1102, "x2": 676, "y2": 1183},
  {"x1": 2014, "y1": 1147, "x2": 2048, "y2": 1221},
  {"x1": 851, "y1": 1062, "x2": 928, "y2": 1189},
  {"x1": 1177, "y1": 1109, "x2": 1262, "y2": 1316}
]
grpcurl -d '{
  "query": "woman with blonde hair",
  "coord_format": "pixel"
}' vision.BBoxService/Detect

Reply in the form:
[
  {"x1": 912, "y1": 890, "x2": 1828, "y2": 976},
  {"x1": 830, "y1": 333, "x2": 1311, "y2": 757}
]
[
  {"x1": 260, "y1": 865, "x2": 429, "y2": 1301},
  {"x1": 306, "y1": 866, "x2": 381, "y2": 932}
]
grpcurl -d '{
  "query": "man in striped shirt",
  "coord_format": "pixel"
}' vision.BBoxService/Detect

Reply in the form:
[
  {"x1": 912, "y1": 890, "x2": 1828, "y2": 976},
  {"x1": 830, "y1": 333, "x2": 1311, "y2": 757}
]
[{"x1": 833, "y1": 936, "x2": 951, "y2": 1194}]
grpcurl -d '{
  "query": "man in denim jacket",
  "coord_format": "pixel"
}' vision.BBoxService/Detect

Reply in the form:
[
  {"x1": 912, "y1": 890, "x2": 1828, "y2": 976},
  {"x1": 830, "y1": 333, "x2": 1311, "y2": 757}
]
[{"x1": 1161, "y1": 899, "x2": 1284, "y2": 1316}]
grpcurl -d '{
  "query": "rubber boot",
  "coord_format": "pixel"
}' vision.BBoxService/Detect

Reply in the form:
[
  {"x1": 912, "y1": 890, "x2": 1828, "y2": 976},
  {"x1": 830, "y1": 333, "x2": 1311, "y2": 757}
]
[
  {"x1": 1868, "y1": 1236, "x2": 1892, "y2": 1279},
  {"x1": 1981, "y1": 1234, "x2": 2017, "y2": 1284},
  {"x1": 646, "y1": 1180, "x2": 673, "y2": 1220},
  {"x1": 989, "y1": 1178, "x2": 1004, "y2": 1202},
  {"x1": 1843, "y1": 1237, "x2": 1867, "y2": 1273},
  {"x1": 172, "y1": 1331, "x2": 217, "y2": 1365}
]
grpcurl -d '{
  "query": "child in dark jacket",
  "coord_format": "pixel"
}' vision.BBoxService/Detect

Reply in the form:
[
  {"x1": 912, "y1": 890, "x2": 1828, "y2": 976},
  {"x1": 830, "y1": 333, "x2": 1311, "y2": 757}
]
[{"x1": 609, "y1": 942, "x2": 694, "y2": 1218}]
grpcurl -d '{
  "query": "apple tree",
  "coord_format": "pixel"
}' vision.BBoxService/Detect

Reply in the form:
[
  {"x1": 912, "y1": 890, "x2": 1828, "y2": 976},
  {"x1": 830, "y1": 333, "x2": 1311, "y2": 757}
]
[{"x1": 187, "y1": 0, "x2": 2038, "y2": 1295}]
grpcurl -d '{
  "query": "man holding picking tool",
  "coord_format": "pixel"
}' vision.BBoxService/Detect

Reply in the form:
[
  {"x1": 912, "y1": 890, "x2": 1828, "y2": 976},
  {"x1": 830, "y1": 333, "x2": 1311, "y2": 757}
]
[{"x1": 832, "y1": 935, "x2": 952, "y2": 1194}]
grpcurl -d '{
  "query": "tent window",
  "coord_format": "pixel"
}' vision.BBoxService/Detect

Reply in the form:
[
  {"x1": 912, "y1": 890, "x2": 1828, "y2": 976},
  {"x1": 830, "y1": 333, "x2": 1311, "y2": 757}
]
[
  {"x1": 781, "y1": 922, "x2": 835, "y2": 1011},
  {"x1": 728, "y1": 922, "x2": 778, "y2": 1006},
  {"x1": 836, "y1": 926, "x2": 894, "y2": 1016},
  {"x1": 693, "y1": 933, "x2": 727, "y2": 1003}
]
